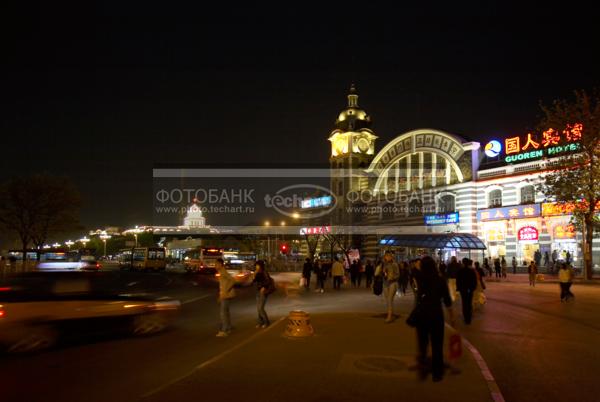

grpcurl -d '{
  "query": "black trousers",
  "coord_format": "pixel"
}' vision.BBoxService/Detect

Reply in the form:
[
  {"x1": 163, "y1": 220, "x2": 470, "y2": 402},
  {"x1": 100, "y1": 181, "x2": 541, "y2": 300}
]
[
  {"x1": 416, "y1": 317, "x2": 445, "y2": 378},
  {"x1": 460, "y1": 290, "x2": 474, "y2": 323},
  {"x1": 560, "y1": 282, "x2": 574, "y2": 300},
  {"x1": 333, "y1": 276, "x2": 343, "y2": 289},
  {"x1": 366, "y1": 274, "x2": 373, "y2": 288},
  {"x1": 316, "y1": 276, "x2": 325, "y2": 290}
]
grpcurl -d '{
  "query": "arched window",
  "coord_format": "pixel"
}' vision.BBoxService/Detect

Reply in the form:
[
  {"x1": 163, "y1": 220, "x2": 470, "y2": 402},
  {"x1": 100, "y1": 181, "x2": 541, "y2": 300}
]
[
  {"x1": 438, "y1": 194, "x2": 455, "y2": 213},
  {"x1": 488, "y1": 189, "x2": 502, "y2": 208},
  {"x1": 520, "y1": 185, "x2": 535, "y2": 204}
]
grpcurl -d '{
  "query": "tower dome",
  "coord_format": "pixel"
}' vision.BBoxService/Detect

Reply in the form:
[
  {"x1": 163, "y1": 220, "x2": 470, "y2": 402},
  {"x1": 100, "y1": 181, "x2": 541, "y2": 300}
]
[{"x1": 334, "y1": 84, "x2": 372, "y2": 131}]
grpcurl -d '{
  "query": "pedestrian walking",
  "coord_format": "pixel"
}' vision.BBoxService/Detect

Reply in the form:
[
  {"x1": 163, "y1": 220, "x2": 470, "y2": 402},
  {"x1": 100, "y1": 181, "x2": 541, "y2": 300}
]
[
  {"x1": 446, "y1": 256, "x2": 461, "y2": 302},
  {"x1": 493, "y1": 258, "x2": 501, "y2": 279},
  {"x1": 501, "y1": 256, "x2": 507, "y2": 279},
  {"x1": 412, "y1": 256, "x2": 455, "y2": 382},
  {"x1": 512, "y1": 256, "x2": 517, "y2": 274},
  {"x1": 382, "y1": 251, "x2": 400, "y2": 323},
  {"x1": 473, "y1": 261, "x2": 486, "y2": 310},
  {"x1": 313, "y1": 260, "x2": 326, "y2": 293},
  {"x1": 528, "y1": 261, "x2": 538, "y2": 287},
  {"x1": 552, "y1": 249, "x2": 558, "y2": 270},
  {"x1": 365, "y1": 259, "x2": 374, "y2": 288},
  {"x1": 559, "y1": 263, "x2": 574, "y2": 302},
  {"x1": 252, "y1": 260, "x2": 273, "y2": 328},
  {"x1": 399, "y1": 261, "x2": 410, "y2": 295},
  {"x1": 357, "y1": 259, "x2": 365, "y2": 287},
  {"x1": 566, "y1": 251, "x2": 572, "y2": 265},
  {"x1": 331, "y1": 257, "x2": 344, "y2": 290},
  {"x1": 302, "y1": 258, "x2": 312, "y2": 289},
  {"x1": 534, "y1": 249, "x2": 542, "y2": 268},
  {"x1": 350, "y1": 259, "x2": 359, "y2": 287},
  {"x1": 215, "y1": 258, "x2": 236, "y2": 337},
  {"x1": 483, "y1": 257, "x2": 493, "y2": 278},
  {"x1": 456, "y1": 258, "x2": 477, "y2": 325}
]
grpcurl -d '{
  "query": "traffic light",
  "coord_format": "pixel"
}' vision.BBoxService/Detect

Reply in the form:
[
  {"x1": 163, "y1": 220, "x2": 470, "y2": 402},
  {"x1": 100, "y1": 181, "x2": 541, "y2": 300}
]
[{"x1": 280, "y1": 243, "x2": 289, "y2": 254}]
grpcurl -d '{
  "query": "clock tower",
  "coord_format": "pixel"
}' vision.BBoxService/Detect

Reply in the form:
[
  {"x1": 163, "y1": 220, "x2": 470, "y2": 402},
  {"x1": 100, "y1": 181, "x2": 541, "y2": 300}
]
[{"x1": 328, "y1": 85, "x2": 378, "y2": 228}]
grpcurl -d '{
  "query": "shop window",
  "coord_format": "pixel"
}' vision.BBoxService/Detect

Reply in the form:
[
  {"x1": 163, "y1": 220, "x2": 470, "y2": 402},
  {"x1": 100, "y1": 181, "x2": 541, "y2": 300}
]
[
  {"x1": 520, "y1": 185, "x2": 535, "y2": 204},
  {"x1": 488, "y1": 189, "x2": 502, "y2": 208},
  {"x1": 438, "y1": 194, "x2": 455, "y2": 213}
]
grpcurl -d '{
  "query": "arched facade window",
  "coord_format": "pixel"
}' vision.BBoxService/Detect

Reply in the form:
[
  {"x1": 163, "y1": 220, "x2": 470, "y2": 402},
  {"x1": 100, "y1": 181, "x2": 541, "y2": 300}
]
[
  {"x1": 438, "y1": 194, "x2": 455, "y2": 213},
  {"x1": 488, "y1": 189, "x2": 502, "y2": 208},
  {"x1": 520, "y1": 185, "x2": 535, "y2": 204}
]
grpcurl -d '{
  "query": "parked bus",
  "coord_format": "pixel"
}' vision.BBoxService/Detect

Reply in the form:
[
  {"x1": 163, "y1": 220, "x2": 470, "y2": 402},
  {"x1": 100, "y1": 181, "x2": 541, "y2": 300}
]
[
  {"x1": 117, "y1": 248, "x2": 134, "y2": 270},
  {"x1": 131, "y1": 247, "x2": 166, "y2": 271},
  {"x1": 183, "y1": 247, "x2": 224, "y2": 273}
]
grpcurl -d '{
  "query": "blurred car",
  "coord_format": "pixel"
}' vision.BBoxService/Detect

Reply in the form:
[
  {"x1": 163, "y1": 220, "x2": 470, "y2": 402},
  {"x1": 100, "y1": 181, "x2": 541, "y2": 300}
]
[
  {"x1": 214, "y1": 264, "x2": 255, "y2": 287},
  {"x1": 37, "y1": 255, "x2": 101, "y2": 271},
  {"x1": 0, "y1": 272, "x2": 180, "y2": 353}
]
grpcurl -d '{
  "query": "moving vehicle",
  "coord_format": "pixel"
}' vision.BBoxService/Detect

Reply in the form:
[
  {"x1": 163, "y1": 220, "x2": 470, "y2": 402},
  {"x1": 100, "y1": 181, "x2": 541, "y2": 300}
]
[
  {"x1": 131, "y1": 247, "x2": 166, "y2": 271},
  {"x1": 36, "y1": 249, "x2": 101, "y2": 271},
  {"x1": 215, "y1": 265, "x2": 255, "y2": 287},
  {"x1": 117, "y1": 248, "x2": 134, "y2": 270},
  {"x1": 0, "y1": 272, "x2": 180, "y2": 353},
  {"x1": 184, "y1": 247, "x2": 223, "y2": 274},
  {"x1": 224, "y1": 251, "x2": 257, "y2": 270}
]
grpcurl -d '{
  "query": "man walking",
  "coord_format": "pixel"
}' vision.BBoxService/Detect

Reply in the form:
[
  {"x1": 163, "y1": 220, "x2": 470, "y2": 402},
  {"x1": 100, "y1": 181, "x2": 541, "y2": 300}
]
[
  {"x1": 216, "y1": 258, "x2": 236, "y2": 337},
  {"x1": 446, "y1": 256, "x2": 461, "y2": 302},
  {"x1": 512, "y1": 256, "x2": 518, "y2": 274},
  {"x1": 456, "y1": 258, "x2": 477, "y2": 325},
  {"x1": 331, "y1": 257, "x2": 344, "y2": 290},
  {"x1": 302, "y1": 258, "x2": 312, "y2": 289}
]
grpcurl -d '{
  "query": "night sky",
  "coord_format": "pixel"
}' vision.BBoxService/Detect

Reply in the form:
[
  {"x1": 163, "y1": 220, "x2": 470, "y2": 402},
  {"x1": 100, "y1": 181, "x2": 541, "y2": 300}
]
[{"x1": 3, "y1": 4, "x2": 599, "y2": 231}]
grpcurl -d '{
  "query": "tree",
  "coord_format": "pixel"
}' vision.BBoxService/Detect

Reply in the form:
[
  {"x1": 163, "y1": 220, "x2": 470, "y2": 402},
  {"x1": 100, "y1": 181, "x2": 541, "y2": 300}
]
[
  {"x1": 0, "y1": 174, "x2": 81, "y2": 263},
  {"x1": 537, "y1": 89, "x2": 600, "y2": 279}
]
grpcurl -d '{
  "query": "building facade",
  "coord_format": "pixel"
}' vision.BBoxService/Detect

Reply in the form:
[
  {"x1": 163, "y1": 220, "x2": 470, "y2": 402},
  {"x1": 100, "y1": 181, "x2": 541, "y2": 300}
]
[{"x1": 326, "y1": 86, "x2": 598, "y2": 268}]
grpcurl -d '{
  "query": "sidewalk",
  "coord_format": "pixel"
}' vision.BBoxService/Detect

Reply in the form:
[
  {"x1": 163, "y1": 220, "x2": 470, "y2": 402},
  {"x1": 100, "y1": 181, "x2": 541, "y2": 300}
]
[
  {"x1": 485, "y1": 273, "x2": 600, "y2": 285},
  {"x1": 145, "y1": 305, "x2": 495, "y2": 401}
]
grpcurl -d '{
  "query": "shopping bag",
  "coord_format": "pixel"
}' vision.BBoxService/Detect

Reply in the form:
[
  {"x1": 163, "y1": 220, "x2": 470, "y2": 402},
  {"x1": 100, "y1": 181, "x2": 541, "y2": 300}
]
[
  {"x1": 447, "y1": 328, "x2": 463, "y2": 360},
  {"x1": 299, "y1": 277, "x2": 306, "y2": 287}
]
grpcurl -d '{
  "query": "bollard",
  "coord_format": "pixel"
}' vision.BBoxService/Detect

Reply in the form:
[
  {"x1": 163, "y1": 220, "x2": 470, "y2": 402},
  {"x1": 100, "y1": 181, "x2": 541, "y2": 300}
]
[{"x1": 284, "y1": 310, "x2": 314, "y2": 338}]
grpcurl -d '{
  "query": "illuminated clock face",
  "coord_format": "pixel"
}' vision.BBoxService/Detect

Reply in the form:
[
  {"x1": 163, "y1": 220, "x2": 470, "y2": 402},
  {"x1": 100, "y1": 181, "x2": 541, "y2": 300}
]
[
  {"x1": 335, "y1": 138, "x2": 346, "y2": 154},
  {"x1": 357, "y1": 137, "x2": 370, "y2": 152}
]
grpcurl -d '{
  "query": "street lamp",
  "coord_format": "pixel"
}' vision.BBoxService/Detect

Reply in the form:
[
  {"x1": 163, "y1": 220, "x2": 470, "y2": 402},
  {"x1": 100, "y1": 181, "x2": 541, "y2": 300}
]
[
  {"x1": 79, "y1": 237, "x2": 90, "y2": 248},
  {"x1": 264, "y1": 221, "x2": 271, "y2": 261},
  {"x1": 65, "y1": 240, "x2": 74, "y2": 249},
  {"x1": 100, "y1": 234, "x2": 112, "y2": 258}
]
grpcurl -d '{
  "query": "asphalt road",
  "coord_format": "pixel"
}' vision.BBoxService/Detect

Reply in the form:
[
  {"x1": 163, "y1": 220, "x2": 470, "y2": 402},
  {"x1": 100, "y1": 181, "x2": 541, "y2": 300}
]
[{"x1": 1, "y1": 272, "x2": 599, "y2": 402}]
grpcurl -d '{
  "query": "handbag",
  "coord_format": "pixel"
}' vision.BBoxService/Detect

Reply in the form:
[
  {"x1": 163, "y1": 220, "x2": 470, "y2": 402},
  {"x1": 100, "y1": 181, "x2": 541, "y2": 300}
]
[
  {"x1": 373, "y1": 275, "x2": 383, "y2": 296},
  {"x1": 406, "y1": 294, "x2": 426, "y2": 327}
]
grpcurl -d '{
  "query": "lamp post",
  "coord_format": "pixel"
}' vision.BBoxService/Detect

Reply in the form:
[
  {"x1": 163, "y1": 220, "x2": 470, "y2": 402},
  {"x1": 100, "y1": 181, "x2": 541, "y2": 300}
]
[
  {"x1": 79, "y1": 237, "x2": 90, "y2": 249},
  {"x1": 65, "y1": 240, "x2": 74, "y2": 250},
  {"x1": 100, "y1": 234, "x2": 112, "y2": 258},
  {"x1": 264, "y1": 221, "x2": 270, "y2": 261}
]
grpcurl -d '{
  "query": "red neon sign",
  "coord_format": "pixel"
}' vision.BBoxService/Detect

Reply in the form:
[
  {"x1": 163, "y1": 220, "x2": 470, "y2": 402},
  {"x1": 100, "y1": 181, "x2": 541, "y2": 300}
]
[{"x1": 518, "y1": 226, "x2": 539, "y2": 241}]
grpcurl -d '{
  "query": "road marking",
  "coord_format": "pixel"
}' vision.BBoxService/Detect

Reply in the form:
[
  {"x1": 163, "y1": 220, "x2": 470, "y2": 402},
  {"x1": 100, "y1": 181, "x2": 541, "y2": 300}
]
[
  {"x1": 181, "y1": 295, "x2": 210, "y2": 305},
  {"x1": 140, "y1": 316, "x2": 286, "y2": 399},
  {"x1": 450, "y1": 324, "x2": 506, "y2": 402}
]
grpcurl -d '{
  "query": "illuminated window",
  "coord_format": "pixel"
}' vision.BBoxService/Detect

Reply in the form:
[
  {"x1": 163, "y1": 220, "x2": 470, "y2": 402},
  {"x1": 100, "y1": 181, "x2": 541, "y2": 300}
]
[
  {"x1": 520, "y1": 185, "x2": 535, "y2": 204},
  {"x1": 488, "y1": 189, "x2": 502, "y2": 208}
]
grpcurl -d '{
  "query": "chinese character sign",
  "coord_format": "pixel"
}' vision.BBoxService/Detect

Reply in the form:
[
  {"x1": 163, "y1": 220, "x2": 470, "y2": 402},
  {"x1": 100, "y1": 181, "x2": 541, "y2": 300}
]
[
  {"x1": 518, "y1": 226, "x2": 539, "y2": 241},
  {"x1": 477, "y1": 204, "x2": 541, "y2": 221}
]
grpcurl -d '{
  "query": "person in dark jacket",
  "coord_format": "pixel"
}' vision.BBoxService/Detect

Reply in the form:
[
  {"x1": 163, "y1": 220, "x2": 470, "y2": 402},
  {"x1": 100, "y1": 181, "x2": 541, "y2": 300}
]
[
  {"x1": 414, "y1": 256, "x2": 455, "y2": 382},
  {"x1": 313, "y1": 260, "x2": 326, "y2": 293},
  {"x1": 350, "y1": 259, "x2": 359, "y2": 287},
  {"x1": 365, "y1": 259, "x2": 375, "y2": 288},
  {"x1": 494, "y1": 258, "x2": 501, "y2": 279},
  {"x1": 456, "y1": 258, "x2": 477, "y2": 324},
  {"x1": 251, "y1": 260, "x2": 271, "y2": 328},
  {"x1": 302, "y1": 258, "x2": 312, "y2": 289},
  {"x1": 446, "y1": 256, "x2": 461, "y2": 302},
  {"x1": 399, "y1": 261, "x2": 410, "y2": 295}
]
